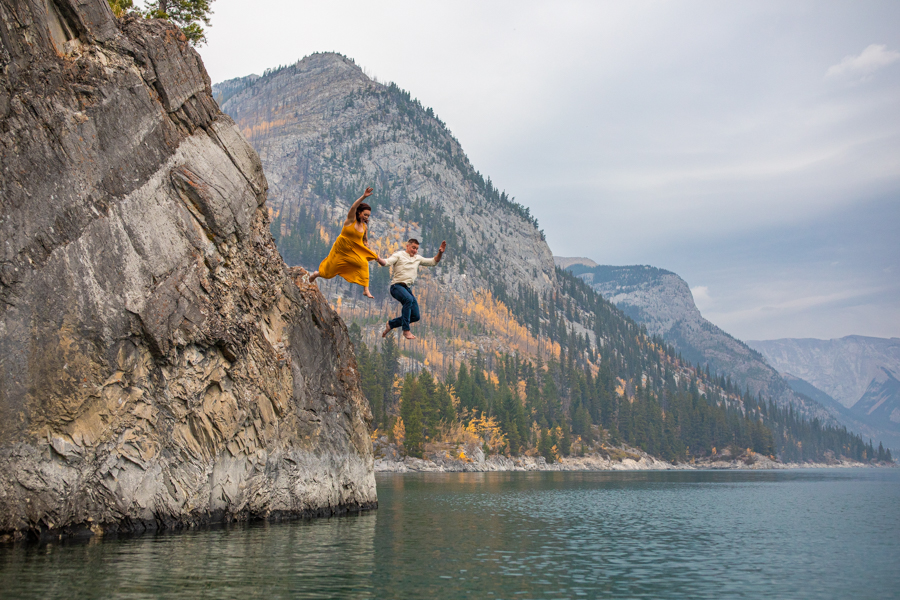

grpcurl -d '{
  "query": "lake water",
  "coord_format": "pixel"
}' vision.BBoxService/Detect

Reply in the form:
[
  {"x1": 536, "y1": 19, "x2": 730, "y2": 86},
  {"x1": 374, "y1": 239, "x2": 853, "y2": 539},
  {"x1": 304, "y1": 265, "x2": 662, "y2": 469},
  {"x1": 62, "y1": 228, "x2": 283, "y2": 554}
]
[{"x1": 2, "y1": 469, "x2": 898, "y2": 599}]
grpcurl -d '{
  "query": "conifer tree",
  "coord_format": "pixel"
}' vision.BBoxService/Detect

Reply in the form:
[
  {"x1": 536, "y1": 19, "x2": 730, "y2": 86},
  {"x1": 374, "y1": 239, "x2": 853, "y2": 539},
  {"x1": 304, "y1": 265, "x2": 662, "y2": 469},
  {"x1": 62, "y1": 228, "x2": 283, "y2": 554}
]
[
  {"x1": 559, "y1": 421, "x2": 572, "y2": 457},
  {"x1": 144, "y1": 0, "x2": 216, "y2": 46},
  {"x1": 107, "y1": 0, "x2": 134, "y2": 17},
  {"x1": 418, "y1": 369, "x2": 439, "y2": 433},
  {"x1": 538, "y1": 428, "x2": 554, "y2": 462},
  {"x1": 400, "y1": 375, "x2": 425, "y2": 457},
  {"x1": 573, "y1": 403, "x2": 593, "y2": 444},
  {"x1": 456, "y1": 362, "x2": 473, "y2": 411},
  {"x1": 543, "y1": 376, "x2": 561, "y2": 425},
  {"x1": 436, "y1": 383, "x2": 456, "y2": 425}
]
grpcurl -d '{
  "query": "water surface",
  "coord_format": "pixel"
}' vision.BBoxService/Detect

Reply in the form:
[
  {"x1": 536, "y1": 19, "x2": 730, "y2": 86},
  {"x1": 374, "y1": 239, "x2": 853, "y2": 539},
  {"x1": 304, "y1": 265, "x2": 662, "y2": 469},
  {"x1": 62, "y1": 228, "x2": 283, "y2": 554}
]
[{"x1": 2, "y1": 469, "x2": 898, "y2": 599}]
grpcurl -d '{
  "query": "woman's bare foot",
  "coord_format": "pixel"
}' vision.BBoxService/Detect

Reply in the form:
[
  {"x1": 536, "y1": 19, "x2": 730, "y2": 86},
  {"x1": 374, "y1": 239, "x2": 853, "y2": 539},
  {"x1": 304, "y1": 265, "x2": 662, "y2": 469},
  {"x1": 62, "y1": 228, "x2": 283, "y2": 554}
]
[
  {"x1": 308, "y1": 271, "x2": 319, "y2": 283},
  {"x1": 363, "y1": 287, "x2": 374, "y2": 299},
  {"x1": 402, "y1": 330, "x2": 416, "y2": 340},
  {"x1": 382, "y1": 322, "x2": 392, "y2": 338}
]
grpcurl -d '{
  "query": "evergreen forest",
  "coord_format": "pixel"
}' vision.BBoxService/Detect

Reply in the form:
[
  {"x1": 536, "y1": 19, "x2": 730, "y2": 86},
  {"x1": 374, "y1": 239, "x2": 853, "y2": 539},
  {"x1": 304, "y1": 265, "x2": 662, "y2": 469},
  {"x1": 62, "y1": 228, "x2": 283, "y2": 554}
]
[{"x1": 347, "y1": 271, "x2": 887, "y2": 465}]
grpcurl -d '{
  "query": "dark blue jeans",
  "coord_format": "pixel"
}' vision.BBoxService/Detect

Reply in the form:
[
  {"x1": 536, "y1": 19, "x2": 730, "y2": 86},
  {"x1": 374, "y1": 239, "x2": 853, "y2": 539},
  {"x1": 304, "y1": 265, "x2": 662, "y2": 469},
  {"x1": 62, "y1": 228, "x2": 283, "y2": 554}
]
[{"x1": 388, "y1": 284, "x2": 420, "y2": 331}]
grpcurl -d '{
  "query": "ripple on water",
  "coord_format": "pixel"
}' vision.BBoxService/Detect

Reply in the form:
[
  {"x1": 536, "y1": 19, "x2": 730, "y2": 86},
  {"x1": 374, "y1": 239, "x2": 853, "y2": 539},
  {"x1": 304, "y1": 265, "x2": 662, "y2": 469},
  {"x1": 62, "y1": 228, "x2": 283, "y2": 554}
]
[{"x1": 1, "y1": 470, "x2": 898, "y2": 599}]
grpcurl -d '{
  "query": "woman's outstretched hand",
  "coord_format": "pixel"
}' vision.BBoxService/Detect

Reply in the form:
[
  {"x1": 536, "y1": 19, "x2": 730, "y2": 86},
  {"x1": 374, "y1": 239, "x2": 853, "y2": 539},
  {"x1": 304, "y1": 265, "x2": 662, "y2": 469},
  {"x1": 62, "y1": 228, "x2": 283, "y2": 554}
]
[{"x1": 346, "y1": 187, "x2": 376, "y2": 227}]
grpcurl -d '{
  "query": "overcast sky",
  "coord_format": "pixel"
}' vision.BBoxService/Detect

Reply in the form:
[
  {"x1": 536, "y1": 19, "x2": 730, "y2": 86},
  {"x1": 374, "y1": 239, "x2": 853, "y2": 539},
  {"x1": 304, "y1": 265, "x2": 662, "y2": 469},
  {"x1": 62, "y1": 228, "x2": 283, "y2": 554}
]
[{"x1": 187, "y1": 0, "x2": 899, "y2": 342}]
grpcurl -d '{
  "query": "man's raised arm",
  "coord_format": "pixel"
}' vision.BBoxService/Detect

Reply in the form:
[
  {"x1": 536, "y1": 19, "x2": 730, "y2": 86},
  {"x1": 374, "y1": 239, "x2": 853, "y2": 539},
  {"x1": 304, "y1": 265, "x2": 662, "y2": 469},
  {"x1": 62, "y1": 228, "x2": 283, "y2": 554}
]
[{"x1": 433, "y1": 241, "x2": 447, "y2": 264}]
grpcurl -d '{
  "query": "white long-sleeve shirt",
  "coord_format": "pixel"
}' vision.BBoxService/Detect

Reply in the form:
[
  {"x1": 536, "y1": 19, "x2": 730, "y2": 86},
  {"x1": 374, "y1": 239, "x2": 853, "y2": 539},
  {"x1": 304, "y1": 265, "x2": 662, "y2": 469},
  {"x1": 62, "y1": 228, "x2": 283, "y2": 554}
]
[{"x1": 383, "y1": 250, "x2": 437, "y2": 286}]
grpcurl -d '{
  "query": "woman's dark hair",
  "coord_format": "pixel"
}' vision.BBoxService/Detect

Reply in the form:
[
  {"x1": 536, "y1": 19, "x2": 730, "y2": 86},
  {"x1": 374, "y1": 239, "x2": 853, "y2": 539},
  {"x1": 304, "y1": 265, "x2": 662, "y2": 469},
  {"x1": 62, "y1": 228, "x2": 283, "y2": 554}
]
[{"x1": 356, "y1": 203, "x2": 372, "y2": 221}]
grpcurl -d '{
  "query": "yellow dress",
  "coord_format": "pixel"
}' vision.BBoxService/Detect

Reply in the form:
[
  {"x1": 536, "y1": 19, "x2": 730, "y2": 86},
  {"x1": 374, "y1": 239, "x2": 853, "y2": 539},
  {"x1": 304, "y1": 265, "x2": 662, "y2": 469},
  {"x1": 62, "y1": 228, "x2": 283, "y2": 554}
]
[{"x1": 318, "y1": 222, "x2": 379, "y2": 286}]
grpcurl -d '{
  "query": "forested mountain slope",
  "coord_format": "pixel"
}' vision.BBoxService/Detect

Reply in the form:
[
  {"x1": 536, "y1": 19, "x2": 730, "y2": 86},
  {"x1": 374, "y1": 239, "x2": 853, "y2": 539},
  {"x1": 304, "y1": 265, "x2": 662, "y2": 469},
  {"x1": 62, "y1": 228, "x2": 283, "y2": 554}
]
[
  {"x1": 560, "y1": 262, "x2": 831, "y2": 422},
  {"x1": 559, "y1": 260, "x2": 898, "y2": 452},
  {"x1": 212, "y1": 54, "x2": 878, "y2": 464}
]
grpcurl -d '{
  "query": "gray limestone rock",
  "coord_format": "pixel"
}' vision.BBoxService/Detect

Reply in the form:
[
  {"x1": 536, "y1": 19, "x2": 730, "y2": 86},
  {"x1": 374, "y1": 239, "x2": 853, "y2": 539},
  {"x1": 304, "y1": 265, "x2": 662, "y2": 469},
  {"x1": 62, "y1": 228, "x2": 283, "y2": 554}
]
[{"x1": 0, "y1": 0, "x2": 375, "y2": 542}]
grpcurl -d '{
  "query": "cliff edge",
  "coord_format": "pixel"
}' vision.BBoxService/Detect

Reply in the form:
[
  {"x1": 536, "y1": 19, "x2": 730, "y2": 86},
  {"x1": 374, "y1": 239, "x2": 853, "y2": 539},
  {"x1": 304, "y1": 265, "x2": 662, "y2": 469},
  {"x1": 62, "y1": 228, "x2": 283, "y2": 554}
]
[{"x1": 0, "y1": 0, "x2": 375, "y2": 541}]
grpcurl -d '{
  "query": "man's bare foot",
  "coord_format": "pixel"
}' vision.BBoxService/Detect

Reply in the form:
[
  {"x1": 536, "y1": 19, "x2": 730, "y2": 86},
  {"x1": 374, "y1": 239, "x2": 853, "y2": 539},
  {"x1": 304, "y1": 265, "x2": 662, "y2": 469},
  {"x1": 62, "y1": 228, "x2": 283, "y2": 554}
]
[
  {"x1": 382, "y1": 322, "x2": 392, "y2": 338},
  {"x1": 308, "y1": 271, "x2": 319, "y2": 283},
  {"x1": 363, "y1": 288, "x2": 374, "y2": 299},
  {"x1": 402, "y1": 330, "x2": 416, "y2": 340}
]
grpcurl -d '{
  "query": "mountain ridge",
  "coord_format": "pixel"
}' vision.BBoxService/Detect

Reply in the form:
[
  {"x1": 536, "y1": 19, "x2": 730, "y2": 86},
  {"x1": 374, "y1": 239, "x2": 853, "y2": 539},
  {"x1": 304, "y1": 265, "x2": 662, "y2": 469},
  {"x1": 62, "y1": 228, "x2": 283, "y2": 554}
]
[
  {"x1": 560, "y1": 259, "x2": 897, "y2": 450},
  {"x1": 211, "y1": 52, "x2": 875, "y2": 465},
  {"x1": 556, "y1": 261, "x2": 827, "y2": 417},
  {"x1": 216, "y1": 52, "x2": 562, "y2": 370},
  {"x1": 747, "y1": 336, "x2": 900, "y2": 450}
]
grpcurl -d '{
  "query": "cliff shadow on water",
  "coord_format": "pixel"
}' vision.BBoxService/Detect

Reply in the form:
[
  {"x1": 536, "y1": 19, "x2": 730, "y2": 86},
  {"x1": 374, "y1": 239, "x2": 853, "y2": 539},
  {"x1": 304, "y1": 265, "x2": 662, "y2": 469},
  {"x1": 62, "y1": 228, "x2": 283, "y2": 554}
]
[{"x1": 0, "y1": 0, "x2": 375, "y2": 542}]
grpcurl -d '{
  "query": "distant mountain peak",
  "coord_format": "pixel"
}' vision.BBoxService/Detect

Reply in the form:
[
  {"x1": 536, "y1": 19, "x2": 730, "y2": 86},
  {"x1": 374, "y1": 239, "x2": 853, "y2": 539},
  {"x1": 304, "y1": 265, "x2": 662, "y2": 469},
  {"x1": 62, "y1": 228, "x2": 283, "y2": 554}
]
[
  {"x1": 560, "y1": 262, "x2": 835, "y2": 426},
  {"x1": 564, "y1": 264, "x2": 698, "y2": 338},
  {"x1": 747, "y1": 336, "x2": 900, "y2": 450},
  {"x1": 554, "y1": 256, "x2": 598, "y2": 269}
]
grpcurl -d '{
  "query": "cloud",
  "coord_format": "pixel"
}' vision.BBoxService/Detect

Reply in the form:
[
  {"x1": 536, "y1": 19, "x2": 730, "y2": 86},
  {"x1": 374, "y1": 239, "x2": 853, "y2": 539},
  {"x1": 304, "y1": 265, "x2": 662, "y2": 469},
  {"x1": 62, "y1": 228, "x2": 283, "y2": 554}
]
[
  {"x1": 691, "y1": 286, "x2": 711, "y2": 310},
  {"x1": 826, "y1": 44, "x2": 900, "y2": 79},
  {"x1": 197, "y1": 1, "x2": 900, "y2": 341},
  {"x1": 702, "y1": 280, "x2": 900, "y2": 340}
]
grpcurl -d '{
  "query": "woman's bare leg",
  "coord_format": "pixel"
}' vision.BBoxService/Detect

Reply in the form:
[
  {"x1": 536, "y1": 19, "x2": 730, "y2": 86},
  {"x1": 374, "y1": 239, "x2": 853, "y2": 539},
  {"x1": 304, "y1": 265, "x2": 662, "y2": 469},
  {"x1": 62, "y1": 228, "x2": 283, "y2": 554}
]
[
  {"x1": 363, "y1": 286, "x2": 374, "y2": 299},
  {"x1": 308, "y1": 270, "x2": 320, "y2": 283}
]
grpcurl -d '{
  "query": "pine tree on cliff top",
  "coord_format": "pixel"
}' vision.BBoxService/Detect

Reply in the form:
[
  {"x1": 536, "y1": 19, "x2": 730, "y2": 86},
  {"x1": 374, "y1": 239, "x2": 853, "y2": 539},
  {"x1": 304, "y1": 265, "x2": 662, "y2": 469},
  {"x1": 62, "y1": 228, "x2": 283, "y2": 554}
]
[{"x1": 109, "y1": 0, "x2": 215, "y2": 46}]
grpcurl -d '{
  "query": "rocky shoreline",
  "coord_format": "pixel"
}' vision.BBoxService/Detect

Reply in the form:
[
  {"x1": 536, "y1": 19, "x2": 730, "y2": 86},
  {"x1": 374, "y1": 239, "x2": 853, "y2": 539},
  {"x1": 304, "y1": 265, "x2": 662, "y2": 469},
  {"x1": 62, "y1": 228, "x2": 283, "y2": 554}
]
[{"x1": 374, "y1": 448, "x2": 880, "y2": 473}]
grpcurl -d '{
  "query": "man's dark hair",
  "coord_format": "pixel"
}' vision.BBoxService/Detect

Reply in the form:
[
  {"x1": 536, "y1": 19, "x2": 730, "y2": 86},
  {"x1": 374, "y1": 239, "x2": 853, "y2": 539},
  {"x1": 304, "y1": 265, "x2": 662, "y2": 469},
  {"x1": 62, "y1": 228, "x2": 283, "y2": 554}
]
[
  {"x1": 407, "y1": 238, "x2": 420, "y2": 245},
  {"x1": 356, "y1": 203, "x2": 372, "y2": 221}
]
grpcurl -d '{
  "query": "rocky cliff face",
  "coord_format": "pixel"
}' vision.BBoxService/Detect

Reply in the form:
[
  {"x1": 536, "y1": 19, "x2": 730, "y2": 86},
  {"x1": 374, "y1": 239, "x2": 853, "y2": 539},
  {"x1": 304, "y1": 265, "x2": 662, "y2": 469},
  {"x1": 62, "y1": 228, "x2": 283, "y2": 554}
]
[
  {"x1": 0, "y1": 0, "x2": 375, "y2": 541},
  {"x1": 559, "y1": 262, "x2": 833, "y2": 421}
]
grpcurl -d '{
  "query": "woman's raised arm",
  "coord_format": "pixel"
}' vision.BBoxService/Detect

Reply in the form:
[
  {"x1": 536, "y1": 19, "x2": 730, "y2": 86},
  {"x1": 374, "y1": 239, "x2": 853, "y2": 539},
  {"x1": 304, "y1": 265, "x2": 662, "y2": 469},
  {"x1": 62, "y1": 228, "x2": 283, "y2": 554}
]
[{"x1": 344, "y1": 187, "x2": 374, "y2": 227}]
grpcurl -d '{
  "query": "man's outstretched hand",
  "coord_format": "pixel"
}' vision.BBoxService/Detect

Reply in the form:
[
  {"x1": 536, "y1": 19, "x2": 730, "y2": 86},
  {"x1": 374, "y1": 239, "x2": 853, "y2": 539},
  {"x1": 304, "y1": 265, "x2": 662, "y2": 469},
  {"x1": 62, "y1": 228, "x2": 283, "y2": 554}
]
[{"x1": 434, "y1": 240, "x2": 447, "y2": 264}]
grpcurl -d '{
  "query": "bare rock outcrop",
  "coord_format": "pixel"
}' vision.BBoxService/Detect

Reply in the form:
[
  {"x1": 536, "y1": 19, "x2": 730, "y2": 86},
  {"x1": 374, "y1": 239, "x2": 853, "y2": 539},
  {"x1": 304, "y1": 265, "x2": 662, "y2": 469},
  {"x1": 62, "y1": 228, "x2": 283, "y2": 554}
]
[{"x1": 0, "y1": 0, "x2": 375, "y2": 541}]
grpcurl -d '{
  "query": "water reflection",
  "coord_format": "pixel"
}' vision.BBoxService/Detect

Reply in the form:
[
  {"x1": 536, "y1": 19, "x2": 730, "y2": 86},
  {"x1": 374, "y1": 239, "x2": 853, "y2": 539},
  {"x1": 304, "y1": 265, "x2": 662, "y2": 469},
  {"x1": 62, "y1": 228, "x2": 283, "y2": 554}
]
[
  {"x1": 1, "y1": 513, "x2": 376, "y2": 599},
  {"x1": 1, "y1": 470, "x2": 898, "y2": 599}
]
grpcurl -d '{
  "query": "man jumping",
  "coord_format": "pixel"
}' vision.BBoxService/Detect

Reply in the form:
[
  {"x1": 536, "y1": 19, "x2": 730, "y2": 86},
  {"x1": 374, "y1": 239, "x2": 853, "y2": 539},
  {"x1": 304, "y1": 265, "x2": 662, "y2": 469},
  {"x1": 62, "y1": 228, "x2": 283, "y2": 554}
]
[{"x1": 381, "y1": 238, "x2": 447, "y2": 340}]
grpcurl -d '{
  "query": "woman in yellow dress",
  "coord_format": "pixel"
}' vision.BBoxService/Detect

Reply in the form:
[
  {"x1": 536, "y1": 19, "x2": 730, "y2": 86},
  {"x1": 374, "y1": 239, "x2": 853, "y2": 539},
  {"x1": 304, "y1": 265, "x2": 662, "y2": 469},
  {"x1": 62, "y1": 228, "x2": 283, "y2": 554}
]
[{"x1": 309, "y1": 187, "x2": 387, "y2": 298}]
